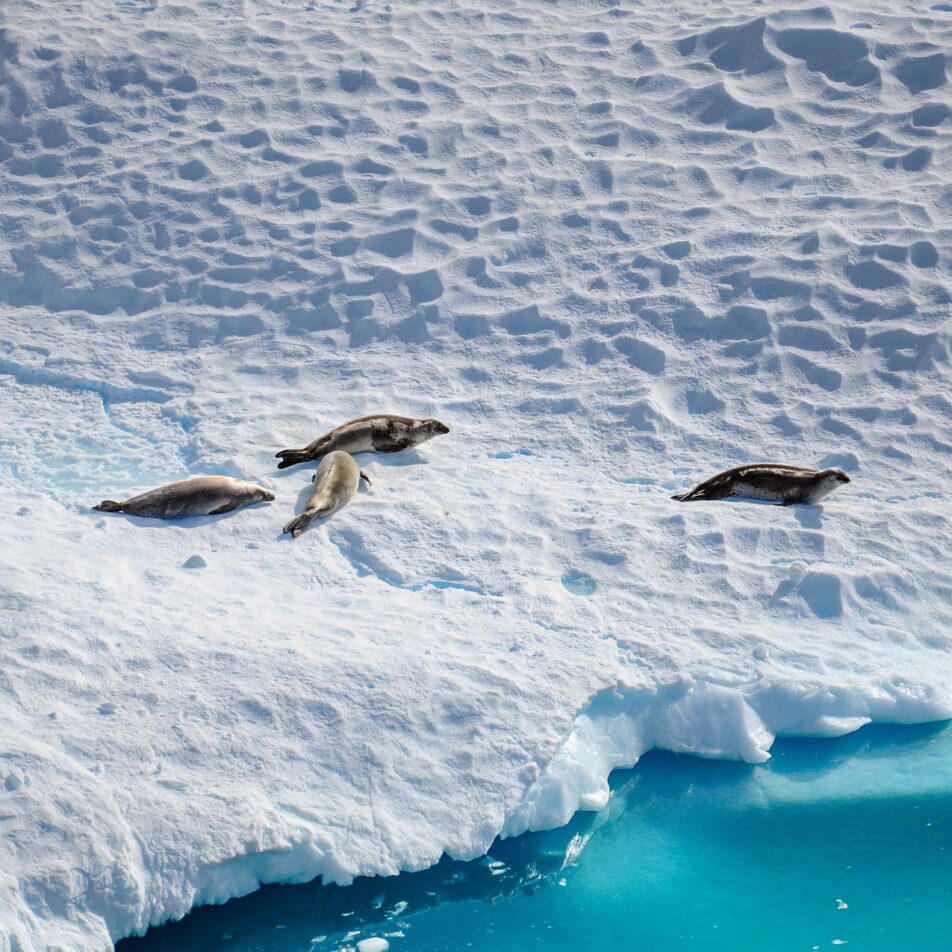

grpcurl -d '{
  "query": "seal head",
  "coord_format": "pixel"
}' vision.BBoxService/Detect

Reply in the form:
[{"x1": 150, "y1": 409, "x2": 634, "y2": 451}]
[
  {"x1": 421, "y1": 418, "x2": 450, "y2": 437},
  {"x1": 811, "y1": 467, "x2": 850, "y2": 503}
]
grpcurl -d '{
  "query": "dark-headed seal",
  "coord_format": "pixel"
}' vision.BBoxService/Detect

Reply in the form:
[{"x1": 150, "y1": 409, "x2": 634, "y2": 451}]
[
  {"x1": 672, "y1": 464, "x2": 850, "y2": 506},
  {"x1": 94, "y1": 476, "x2": 275, "y2": 519},
  {"x1": 283, "y1": 450, "x2": 370, "y2": 538},
  {"x1": 276, "y1": 414, "x2": 449, "y2": 469}
]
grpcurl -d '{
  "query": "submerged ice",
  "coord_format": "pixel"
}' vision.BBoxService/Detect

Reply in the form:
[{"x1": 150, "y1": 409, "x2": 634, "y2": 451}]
[{"x1": 1, "y1": 0, "x2": 951, "y2": 948}]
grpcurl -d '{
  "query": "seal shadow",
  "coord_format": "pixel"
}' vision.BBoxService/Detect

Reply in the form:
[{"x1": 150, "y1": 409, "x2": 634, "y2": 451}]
[
  {"x1": 672, "y1": 499, "x2": 829, "y2": 530},
  {"x1": 270, "y1": 449, "x2": 427, "y2": 479},
  {"x1": 674, "y1": 496, "x2": 777, "y2": 508},
  {"x1": 270, "y1": 461, "x2": 317, "y2": 480},
  {"x1": 360, "y1": 448, "x2": 428, "y2": 467},
  {"x1": 793, "y1": 505, "x2": 824, "y2": 530}
]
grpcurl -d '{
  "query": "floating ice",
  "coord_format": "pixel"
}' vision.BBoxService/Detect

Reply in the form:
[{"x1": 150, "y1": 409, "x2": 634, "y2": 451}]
[
  {"x1": 356, "y1": 939, "x2": 389, "y2": 952},
  {"x1": 357, "y1": 936, "x2": 390, "y2": 952},
  {"x1": 2, "y1": 0, "x2": 951, "y2": 948}
]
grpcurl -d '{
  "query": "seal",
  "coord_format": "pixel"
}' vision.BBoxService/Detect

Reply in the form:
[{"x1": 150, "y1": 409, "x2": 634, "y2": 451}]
[
  {"x1": 283, "y1": 451, "x2": 371, "y2": 538},
  {"x1": 276, "y1": 414, "x2": 450, "y2": 469},
  {"x1": 94, "y1": 476, "x2": 275, "y2": 519},
  {"x1": 671, "y1": 464, "x2": 850, "y2": 506}
]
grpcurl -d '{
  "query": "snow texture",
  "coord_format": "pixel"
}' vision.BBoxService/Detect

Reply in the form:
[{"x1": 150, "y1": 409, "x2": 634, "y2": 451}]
[{"x1": 1, "y1": 0, "x2": 951, "y2": 947}]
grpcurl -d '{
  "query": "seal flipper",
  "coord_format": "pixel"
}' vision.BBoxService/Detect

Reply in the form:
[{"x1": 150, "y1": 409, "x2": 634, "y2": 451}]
[
  {"x1": 275, "y1": 448, "x2": 315, "y2": 470},
  {"x1": 94, "y1": 500, "x2": 124, "y2": 512},
  {"x1": 276, "y1": 434, "x2": 334, "y2": 469},
  {"x1": 359, "y1": 471, "x2": 372, "y2": 487},
  {"x1": 672, "y1": 488, "x2": 706, "y2": 501},
  {"x1": 672, "y1": 476, "x2": 732, "y2": 502},
  {"x1": 209, "y1": 501, "x2": 239, "y2": 515},
  {"x1": 283, "y1": 501, "x2": 337, "y2": 537},
  {"x1": 283, "y1": 511, "x2": 314, "y2": 538}
]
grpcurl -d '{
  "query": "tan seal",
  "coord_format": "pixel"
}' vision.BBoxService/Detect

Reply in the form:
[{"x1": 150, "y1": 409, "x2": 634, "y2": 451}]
[
  {"x1": 282, "y1": 451, "x2": 370, "y2": 538},
  {"x1": 93, "y1": 476, "x2": 275, "y2": 518}
]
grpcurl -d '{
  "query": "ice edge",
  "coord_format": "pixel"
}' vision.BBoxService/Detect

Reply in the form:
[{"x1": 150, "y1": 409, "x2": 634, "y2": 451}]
[{"x1": 110, "y1": 675, "x2": 951, "y2": 946}]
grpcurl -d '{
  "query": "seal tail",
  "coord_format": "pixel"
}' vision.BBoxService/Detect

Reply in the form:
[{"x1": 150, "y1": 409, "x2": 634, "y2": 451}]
[
  {"x1": 283, "y1": 511, "x2": 316, "y2": 538},
  {"x1": 94, "y1": 500, "x2": 124, "y2": 512},
  {"x1": 672, "y1": 489, "x2": 707, "y2": 502},
  {"x1": 275, "y1": 447, "x2": 313, "y2": 470}
]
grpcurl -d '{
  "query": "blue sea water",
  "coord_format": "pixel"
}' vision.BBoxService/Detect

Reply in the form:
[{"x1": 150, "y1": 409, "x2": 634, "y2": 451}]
[{"x1": 118, "y1": 722, "x2": 952, "y2": 951}]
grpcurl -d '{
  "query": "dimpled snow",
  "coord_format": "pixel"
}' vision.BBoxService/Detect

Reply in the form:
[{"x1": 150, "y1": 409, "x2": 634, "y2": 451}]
[{"x1": 1, "y1": 0, "x2": 951, "y2": 949}]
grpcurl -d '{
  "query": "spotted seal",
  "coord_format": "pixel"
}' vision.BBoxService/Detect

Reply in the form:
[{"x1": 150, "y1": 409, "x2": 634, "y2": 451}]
[
  {"x1": 276, "y1": 414, "x2": 449, "y2": 469},
  {"x1": 671, "y1": 464, "x2": 851, "y2": 505}
]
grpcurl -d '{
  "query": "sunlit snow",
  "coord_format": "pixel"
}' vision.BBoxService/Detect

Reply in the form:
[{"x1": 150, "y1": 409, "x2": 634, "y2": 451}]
[{"x1": 1, "y1": 0, "x2": 950, "y2": 948}]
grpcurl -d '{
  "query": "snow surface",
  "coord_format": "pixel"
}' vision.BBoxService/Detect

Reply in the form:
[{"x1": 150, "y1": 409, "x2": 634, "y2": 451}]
[{"x1": 2, "y1": 0, "x2": 952, "y2": 947}]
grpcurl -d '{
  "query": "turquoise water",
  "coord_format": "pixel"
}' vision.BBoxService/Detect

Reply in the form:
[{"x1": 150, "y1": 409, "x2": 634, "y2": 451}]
[{"x1": 119, "y1": 722, "x2": 952, "y2": 951}]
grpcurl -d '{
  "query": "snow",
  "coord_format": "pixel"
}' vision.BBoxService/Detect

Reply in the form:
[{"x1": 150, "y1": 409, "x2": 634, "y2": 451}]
[{"x1": 1, "y1": 0, "x2": 951, "y2": 948}]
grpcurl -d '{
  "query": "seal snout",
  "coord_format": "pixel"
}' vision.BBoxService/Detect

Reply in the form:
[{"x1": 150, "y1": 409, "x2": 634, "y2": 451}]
[
  {"x1": 431, "y1": 420, "x2": 450, "y2": 435},
  {"x1": 261, "y1": 491, "x2": 276, "y2": 501}
]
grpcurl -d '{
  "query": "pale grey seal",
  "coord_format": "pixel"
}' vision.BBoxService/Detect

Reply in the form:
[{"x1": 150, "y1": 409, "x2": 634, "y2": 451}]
[
  {"x1": 672, "y1": 464, "x2": 850, "y2": 505},
  {"x1": 94, "y1": 476, "x2": 275, "y2": 518},
  {"x1": 276, "y1": 414, "x2": 449, "y2": 469},
  {"x1": 283, "y1": 451, "x2": 370, "y2": 538}
]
